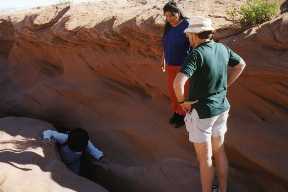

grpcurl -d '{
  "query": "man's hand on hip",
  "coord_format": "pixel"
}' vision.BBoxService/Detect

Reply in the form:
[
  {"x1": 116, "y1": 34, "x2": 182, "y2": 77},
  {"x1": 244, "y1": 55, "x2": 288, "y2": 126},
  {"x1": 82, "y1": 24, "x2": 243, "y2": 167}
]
[{"x1": 180, "y1": 102, "x2": 192, "y2": 113}]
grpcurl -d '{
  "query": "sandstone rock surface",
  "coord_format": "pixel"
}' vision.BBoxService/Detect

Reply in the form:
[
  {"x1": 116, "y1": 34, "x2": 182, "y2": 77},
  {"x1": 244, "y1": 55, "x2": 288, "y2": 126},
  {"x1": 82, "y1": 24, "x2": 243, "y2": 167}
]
[{"x1": 0, "y1": 1, "x2": 287, "y2": 191}]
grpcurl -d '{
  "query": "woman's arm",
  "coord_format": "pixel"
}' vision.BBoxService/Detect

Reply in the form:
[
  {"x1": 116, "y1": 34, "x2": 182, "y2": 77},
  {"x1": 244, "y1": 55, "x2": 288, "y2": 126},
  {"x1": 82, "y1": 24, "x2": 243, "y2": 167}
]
[{"x1": 161, "y1": 51, "x2": 166, "y2": 72}]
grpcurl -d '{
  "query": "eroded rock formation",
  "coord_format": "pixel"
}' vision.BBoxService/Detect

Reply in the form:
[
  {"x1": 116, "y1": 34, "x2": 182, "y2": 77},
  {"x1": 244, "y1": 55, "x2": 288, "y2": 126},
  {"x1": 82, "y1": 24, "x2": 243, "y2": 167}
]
[{"x1": 0, "y1": 1, "x2": 287, "y2": 191}]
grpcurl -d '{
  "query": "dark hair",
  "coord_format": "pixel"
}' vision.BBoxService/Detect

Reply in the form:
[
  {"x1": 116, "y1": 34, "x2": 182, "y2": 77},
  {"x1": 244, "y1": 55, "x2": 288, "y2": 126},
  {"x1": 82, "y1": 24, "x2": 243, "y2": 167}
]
[
  {"x1": 280, "y1": 0, "x2": 288, "y2": 14},
  {"x1": 163, "y1": 1, "x2": 186, "y2": 37},
  {"x1": 196, "y1": 31, "x2": 214, "y2": 40},
  {"x1": 67, "y1": 128, "x2": 89, "y2": 152}
]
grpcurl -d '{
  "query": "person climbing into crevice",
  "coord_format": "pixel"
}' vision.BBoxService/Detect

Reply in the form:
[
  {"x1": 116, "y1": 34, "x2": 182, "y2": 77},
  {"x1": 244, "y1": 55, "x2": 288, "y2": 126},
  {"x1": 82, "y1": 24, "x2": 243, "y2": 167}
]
[
  {"x1": 162, "y1": 0, "x2": 191, "y2": 128},
  {"x1": 41, "y1": 128, "x2": 105, "y2": 176}
]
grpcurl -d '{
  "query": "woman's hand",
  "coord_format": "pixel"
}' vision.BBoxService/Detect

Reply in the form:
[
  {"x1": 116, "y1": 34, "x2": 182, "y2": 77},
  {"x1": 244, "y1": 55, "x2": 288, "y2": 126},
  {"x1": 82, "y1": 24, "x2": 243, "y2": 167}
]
[
  {"x1": 161, "y1": 52, "x2": 166, "y2": 72},
  {"x1": 161, "y1": 63, "x2": 166, "y2": 72}
]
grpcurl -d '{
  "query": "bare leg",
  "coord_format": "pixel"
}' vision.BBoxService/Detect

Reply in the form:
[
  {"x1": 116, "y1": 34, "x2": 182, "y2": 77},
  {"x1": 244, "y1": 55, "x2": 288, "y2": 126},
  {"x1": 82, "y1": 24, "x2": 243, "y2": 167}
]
[
  {"x1": 212, "y1": 135, "x2": 228, "y2": 192},
  {"x1": 194, "y1": 141, "x2": 214, "y2": 192}
]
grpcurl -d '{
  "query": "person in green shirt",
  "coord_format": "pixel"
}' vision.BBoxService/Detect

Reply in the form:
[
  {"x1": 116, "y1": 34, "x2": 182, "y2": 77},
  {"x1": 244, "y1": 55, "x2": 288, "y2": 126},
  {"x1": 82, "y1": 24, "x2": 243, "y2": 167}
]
[{"x1": 173, "y1": 16, "x2": 246, "y2": 192}]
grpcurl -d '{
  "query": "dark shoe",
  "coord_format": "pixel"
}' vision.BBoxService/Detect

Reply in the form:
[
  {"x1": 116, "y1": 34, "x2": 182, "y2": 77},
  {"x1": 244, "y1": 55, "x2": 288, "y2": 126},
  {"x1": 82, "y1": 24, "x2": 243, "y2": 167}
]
[
  {"x1": 174, "y1": 115, "x2": 185, "y2": 128},
  {"x1": 212, "y1": 184, "x2": 219, "y2": 192},
  {"x1": 169, "y1": 113, "x2": 180, "y2": 124}
]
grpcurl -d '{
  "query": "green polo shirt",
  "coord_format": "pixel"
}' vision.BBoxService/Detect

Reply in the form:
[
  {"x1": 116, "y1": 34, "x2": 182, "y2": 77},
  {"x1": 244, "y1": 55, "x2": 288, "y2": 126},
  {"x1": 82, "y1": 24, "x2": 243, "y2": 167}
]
[{"x1": 181, "y1": 40, "x2": 243, "y2": 119}]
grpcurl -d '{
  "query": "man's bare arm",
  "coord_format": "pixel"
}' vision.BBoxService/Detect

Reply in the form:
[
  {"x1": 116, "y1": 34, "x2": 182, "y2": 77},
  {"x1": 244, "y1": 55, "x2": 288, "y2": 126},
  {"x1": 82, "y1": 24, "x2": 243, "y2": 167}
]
[
  {"x1": 173, "y1": 72, "x2": 189, "y2": 102},
  {"x1": 228, "y1": 59, "x2": 246, "y2": 87}
]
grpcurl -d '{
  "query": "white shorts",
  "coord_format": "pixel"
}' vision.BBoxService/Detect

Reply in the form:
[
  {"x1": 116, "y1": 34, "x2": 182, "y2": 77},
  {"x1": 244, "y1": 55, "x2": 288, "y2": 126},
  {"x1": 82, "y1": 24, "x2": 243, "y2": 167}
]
[{"x1": 184, "y1": 109, "x2": 229, "y2": 143}]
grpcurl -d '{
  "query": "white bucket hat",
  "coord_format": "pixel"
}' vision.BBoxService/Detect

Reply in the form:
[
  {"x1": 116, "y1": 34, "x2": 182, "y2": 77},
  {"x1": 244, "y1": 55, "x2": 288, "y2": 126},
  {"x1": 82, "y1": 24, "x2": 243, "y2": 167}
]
[{"x1": 184, "y1": 16, "x2": 214, "y2": 34}]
